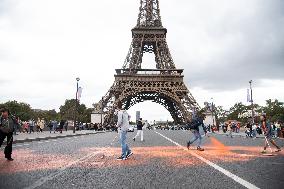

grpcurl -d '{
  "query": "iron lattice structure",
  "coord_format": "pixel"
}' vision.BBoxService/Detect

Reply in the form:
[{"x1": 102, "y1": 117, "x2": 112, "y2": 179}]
[{"x1": 93, "y1": 0, "x2": 200, "y2": 126}]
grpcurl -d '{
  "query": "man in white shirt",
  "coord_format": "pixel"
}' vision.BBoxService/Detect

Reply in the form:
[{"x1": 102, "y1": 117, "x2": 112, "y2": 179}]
[{"x1": 116, "y1": 102, "x2": 133, "y2": 160}]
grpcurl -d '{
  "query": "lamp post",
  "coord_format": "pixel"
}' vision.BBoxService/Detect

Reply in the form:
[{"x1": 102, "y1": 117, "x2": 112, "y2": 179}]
[
  {"x1": 73, "y1": 77, "x2": 80, "y2": 133},
  {"x1": 101, "y1": 97, "x2": 103, "y2": 127},
  {"x1": 211, "y1": 98, "x2": 215, "y2": 127},
  {"x1": 249, "y1": 80, "x2": 254, "y2": 124}
]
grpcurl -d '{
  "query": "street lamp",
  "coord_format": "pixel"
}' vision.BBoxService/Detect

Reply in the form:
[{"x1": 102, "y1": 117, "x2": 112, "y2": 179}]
[
  {"x1": 211, "y1": 98, "x2": 215, "y2": 127},
  {"x1": 249, "y1": 80, "x2": 254, "y2": 123},
  {"x1": 73, "y1": 77, "x2": 80, "y2": 133},
  {"x1": 101, "y1": 97, "x2": 103, "y2": 127}
]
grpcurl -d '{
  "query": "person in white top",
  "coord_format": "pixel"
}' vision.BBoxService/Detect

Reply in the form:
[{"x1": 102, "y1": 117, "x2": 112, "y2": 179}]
[
  {"x1": 116, "y1": 102, "x2": 133, "y2": 160},
  {"x1": 252, "y1": 123, "x2": 257, "y2": 138}
]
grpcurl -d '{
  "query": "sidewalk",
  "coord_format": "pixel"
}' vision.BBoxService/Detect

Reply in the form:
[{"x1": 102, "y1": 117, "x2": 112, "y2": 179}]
[
  {"x1": 11, "y1": 130, "x2": 105, "y2": 144},
  {"x1": 212, "y1": 131, "x2": 284, "y2": 139}
]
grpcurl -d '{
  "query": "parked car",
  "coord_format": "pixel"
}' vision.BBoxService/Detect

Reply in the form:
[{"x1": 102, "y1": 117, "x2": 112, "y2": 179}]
[{"x1": 128, "y1": 125, "x2": 135, "y2": 132}]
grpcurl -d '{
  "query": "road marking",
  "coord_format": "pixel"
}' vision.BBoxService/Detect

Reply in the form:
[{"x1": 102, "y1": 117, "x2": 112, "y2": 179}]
[
  {"x1": 23, "y1": 144, "x2": 30, "y2": 146},
  {"x1": 155, "y1": 131, "x2": 260, "y2": 189}
]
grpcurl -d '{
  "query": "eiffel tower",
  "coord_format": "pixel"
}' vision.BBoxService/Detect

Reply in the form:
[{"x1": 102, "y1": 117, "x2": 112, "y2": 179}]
[{"x1": 93, "y1": 0, "x2": 200, "y2": 126}]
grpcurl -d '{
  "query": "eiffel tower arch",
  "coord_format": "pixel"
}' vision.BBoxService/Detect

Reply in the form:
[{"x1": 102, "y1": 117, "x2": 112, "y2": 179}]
[{"x1": 93, "y1": 0, "x2": 200, "y2": 126}]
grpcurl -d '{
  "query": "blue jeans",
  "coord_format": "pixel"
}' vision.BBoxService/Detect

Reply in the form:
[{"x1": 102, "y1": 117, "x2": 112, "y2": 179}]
[
  {"x1": 119, "y1": 130, "x2": 131, "y2": 158},
  {"x1": 189, "y1": 130, "x2": 202, "y2": 147},
  {"x1": 252, "y1": 129, "x2": 256, "y2": 137}
]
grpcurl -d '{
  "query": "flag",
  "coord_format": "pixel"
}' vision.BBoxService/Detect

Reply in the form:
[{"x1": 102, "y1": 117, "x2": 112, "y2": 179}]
[
  {"x1": 77, "y1": 87, "x2": 83, "y2": 101},
  {"x1": 247, "y1": 89, "x2": 251, "y2": 102}
]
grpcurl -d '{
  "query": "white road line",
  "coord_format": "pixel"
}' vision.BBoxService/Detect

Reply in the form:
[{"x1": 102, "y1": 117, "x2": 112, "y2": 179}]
[
  {"x1": 155, "y1": 131, "x2": 260, "y2": 189},
  {"x1": 23, "y1": 144, "x2": 30, "y2": 146}
]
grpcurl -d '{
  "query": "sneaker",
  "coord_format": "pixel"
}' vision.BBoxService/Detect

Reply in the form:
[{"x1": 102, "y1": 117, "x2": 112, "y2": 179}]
[
  {"x1": 261, "y1": 150, "x2": 267, "y2": 154},
  {"x1": 187, "y1": 142, "x2": 191, "y2": 150},
  {"x1": 275, "y1": 149, "x2": 281, "y2": 152},
  {"x1": 6, "y1": 157, "x2": 14, "y2": 161},
  {"x1": 126, "y1": 151, "x2": 133, "y2": 158},
  {"x1": 197, "y1": 147, "x2": 204, "y2": 151},
  {"x1": 116, "y1": 156, "x2": 127, "y2": 161},
  {"x1": 133, "y1": 138, "x2": 135, "y2": 141}
]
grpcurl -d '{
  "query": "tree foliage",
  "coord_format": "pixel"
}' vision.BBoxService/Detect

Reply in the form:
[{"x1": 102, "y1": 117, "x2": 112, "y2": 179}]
[{"x1": 59, "y1": 99, "x2": 92, "y2": 123}]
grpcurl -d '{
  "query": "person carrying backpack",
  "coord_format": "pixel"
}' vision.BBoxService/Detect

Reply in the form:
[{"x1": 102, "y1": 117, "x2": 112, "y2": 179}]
[
  {"x1": 0, "y1": 108, "x2": 16, "y2": 161},
  {"x1": 186, "y1": 115, "x2": 206, "y2": 151}
]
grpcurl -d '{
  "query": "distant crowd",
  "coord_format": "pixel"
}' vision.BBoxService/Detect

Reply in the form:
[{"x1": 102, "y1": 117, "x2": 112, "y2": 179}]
[
  {"x1": 13, "y1": 118, "x2": 69, "y2": 134},
  {"x1": 218, "y1": 120, "x2": 284, "y2": 138}
]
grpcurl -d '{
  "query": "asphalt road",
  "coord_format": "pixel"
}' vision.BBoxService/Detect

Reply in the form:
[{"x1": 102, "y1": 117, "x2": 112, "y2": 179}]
[{"x1": 0, "y1": 130, "x2": 283, "y2": 189}]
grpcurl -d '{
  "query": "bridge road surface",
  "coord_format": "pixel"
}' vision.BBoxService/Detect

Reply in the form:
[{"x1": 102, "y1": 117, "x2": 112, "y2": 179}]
[{"x1": 0, "y1": 130, "x2": 283, "y2": 189}]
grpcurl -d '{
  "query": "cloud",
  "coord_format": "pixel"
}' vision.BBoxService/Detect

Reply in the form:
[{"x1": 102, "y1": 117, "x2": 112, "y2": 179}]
[
  {"x1": 0, "y1": 0, "x2": 283, "y2": 120},
  {"x1": 162, "y1": 0, "x2": 284, "y2": 91}
]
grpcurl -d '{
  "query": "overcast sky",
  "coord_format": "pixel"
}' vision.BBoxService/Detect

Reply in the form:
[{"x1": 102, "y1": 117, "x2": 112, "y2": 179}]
[{"x1": 0, "y1": 0, "x2": 283, "y2": 122}]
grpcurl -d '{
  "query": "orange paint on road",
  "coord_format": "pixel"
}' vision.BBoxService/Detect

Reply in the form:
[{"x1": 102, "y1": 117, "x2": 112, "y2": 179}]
[{"x1": 0, "y1": 137, "x2": 282, "y2": 174}]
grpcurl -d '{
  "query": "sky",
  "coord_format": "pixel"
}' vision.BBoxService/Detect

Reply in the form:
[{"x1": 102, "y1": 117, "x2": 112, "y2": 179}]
[{"x1": 0, "y1": 0, "x2": 284, "y2": 122}]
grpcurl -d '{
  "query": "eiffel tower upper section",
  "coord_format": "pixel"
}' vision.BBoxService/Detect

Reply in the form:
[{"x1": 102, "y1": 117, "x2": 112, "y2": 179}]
[{"x1": 122, "y1": 0, "x2": 176, "y2": 71}]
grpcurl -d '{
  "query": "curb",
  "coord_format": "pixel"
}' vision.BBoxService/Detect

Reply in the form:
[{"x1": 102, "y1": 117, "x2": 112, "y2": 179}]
[
  {"x1": 212, "y1": 132, "x2": 284, "y2": 140},
  {"x1": 12, "y1": 131, "x2": 107, "y2": 144}
]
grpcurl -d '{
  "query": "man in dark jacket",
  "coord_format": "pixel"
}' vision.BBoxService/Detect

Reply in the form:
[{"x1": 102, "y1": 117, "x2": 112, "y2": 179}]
[
  {"x1": 186, "y1": 116, "x2": 206, "y2": 151},
  {"x1": 59, "y1": 120, "x2": 65, "y2": 133},
  {"x1": 0, "y1": 108, "x2": 16, "y2": 161},
  {"x1": 133, "y1": 118, "x2": 144, "y2": 142}
]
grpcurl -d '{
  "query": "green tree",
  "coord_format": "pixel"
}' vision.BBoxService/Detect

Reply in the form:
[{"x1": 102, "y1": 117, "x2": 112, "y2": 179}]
[
  {"x1": 227, "y1": 102, "x2": 249, "y2": 123},
  {"x1": 0, "y1": 101, "x2": 34, "y2": 121},
  {"x1": 59, "y1": 99, "x2": 92, "y2": 123},
  {"x1": 215, "y1": 106, "x2": 227, "y2": 123},
  {"x1": 262, "y1": 99, "x2": 284, "y2": 122}
]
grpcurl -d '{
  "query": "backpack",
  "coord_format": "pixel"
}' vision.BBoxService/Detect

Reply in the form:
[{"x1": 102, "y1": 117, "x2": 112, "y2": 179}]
[
  {"x1": 0, "y1": 116, "x2": 15, "y2": 133},
  {"x1": 186, "y1": 119, "x2": 201, "y2": 130}
]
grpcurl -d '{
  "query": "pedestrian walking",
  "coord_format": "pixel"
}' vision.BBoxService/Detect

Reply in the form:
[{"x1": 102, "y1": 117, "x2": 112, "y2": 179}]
[
  {"x1": 275, "y1": 121, "x2": 281, "y2": 138},
  {"x1": 260, "y1": 115, "x2": 281, "y2": 154},
  {"x1": 116, "y1": 102, "x2": 133, "y2": 160},
  {"x1": 186, "y1": 115, "x2": 206, "y2": 151},
  {"x1": 52, "y1": 120, "x2": 57, "y2": 133},
  {"x1": 48, "y1": 121, "x2": 53, "y2": 133},
  {"x1": 37, "y1": 118, "x2": 45, "y2": 132},
  {"x1": 252, "y1": 123, "x2": 257, "y2": 138},
  {"x1": 227, "y1": 122, "x2": 233, "y2": 138},
  {"x1": 133, "y1": 118, "x2": 144, "y2": 142},
  {"x1": 59, "y1": 120, "x2": 64, "y2": 133},
  {"x1": 13, "y1": 117, "x2": 20, "y2": 135},
  {"x1": 23, "y1": 122, "x2": 29, "y2": 133},
  {"x1": 64, "y1": 121, "x2": 68, "y2": 131},
  {"x1": 29, "y1": 119, "x2": 35, "y2": 133},
  {"x1": 0, "y1": 108, "x2": 16, "y2": 161}
]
